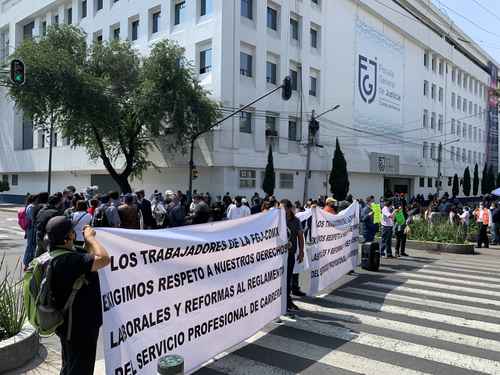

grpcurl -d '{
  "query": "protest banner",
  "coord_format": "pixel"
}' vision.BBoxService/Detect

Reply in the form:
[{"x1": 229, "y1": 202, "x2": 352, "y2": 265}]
[
  {"x1": 308, "y1": 202, "x2": 360, "y2": 294},
  {"x1": 95, "y1": 209, "x2": 288, "y2": 375}
]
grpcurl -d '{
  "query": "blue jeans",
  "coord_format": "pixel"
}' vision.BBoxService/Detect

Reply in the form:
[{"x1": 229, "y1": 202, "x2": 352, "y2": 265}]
[{"x1": 380, "y1": 226, "x2": 393, "y2": 256}]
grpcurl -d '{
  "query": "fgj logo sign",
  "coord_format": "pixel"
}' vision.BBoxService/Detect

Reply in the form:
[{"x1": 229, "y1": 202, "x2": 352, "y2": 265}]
[{"x1": 358, "y1": 54, "x2": 378, "y2": 104}]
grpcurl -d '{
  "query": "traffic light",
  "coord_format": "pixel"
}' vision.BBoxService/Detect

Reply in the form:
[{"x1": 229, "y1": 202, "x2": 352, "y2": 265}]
[
  {"x1": 282, "y1": 76, "x2": 292, "y2": 101},
  {"x1": 192, "y1": 167, "x2": 199, "y2": 180},
  {"x1": 10, "y1": 59, "x2": 25, "y2": 86}
]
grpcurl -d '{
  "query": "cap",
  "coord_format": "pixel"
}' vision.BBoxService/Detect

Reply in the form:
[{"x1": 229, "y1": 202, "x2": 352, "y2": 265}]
[
  {"x1": 45, "y1": 216, "x2": 73, "y2": 246},
  {"x1": 325, "y1": 197, "x2": 337, "y2": 205}
]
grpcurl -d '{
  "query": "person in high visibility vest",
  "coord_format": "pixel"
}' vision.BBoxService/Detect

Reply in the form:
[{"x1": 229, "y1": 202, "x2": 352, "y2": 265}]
[{"x1": 474, "y1": 202, "x2": 490, "y2": 248}]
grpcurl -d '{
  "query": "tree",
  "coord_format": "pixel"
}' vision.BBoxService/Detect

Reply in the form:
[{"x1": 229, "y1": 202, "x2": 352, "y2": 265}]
[
  {"x1": 481, "y1": 164, "x2": 488, "y2": 195},
  {"x1": 462, "y1": 167, "x2": 471, "y2": 196},
  {"x1": 329, "y1": 138, "x2": 350, "y2": 200},
  {"x1": 8, "y1": 26, "x2": 220, "y2": 193},
  {"x1": 452, "y1": 174, "x2": 459, "y2": 198},
  {"x1": 473, "y1": 163, "x2": 480, "y2": 196},
  {"x1": 488, "y1": 165, "x2": 496, "y2": 194},
  {"x1": 0, "y1": 180, "x2": 9, "y2": 193},
  {"x1": 262, "y1": 145, "x2": 276, "y2": 196}
]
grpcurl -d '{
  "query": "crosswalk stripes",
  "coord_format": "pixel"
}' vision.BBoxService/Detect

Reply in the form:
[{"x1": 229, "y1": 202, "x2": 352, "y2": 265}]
[
  {"x1": 0, "y1": 226, "x2": 25, "y2": 237},
  {"x1": 197, "y1": 253, "x2": 500, "y2": 375}
]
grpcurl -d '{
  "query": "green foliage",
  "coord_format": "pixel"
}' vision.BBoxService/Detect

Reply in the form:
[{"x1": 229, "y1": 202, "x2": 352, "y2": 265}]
[
  {"x1": 452, "y1": 174, "x2": 459, "y2": 197},
  {"x1": 0, "y1": 256, "x2": 25, "y2": 340},
  {"x1": 262, "y1": 145, "x2": 275, "y2": 196},
  {"x1": 462, "y1": 167, "x2": 471, "y2": 196},
  {"x1": 408, "y1": 219, "x2": 467, "y2": 244},
  {"x1": 329, "y1": 138, "x2": 349, "y2": 201},
  {"x1": 481, "y1": 163, "x2": 488, "y2": 195},
  {"x1": 0, "y1": 181, "x2": 9, "y2": 193},
  {"x1": 473, "y1": 163, "x2": 479, "y2": 196},
  {"x1": 8, "y1": 26, "x2": 220, "y2": 193}
]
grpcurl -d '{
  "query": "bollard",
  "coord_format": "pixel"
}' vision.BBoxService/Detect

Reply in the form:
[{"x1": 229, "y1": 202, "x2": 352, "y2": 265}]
[{"x1": 158, "y1": 355, "x2": 184, "y2": 375}]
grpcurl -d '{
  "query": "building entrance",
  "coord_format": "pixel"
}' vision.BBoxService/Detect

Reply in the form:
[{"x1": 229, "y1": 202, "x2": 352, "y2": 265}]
[{"x1": 384, "y1": 178, "x2": 412, "y2": 197}]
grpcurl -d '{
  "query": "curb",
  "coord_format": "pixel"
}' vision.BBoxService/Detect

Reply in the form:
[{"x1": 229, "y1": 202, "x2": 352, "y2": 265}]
[{"x1": 0, "y1": 323, "x2": 40, "y2": 373}]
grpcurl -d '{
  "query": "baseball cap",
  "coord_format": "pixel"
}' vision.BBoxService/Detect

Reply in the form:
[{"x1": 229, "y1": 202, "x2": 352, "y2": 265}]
[{"x1": 45, "y1": 216, "x2": 73, "y2": 246}]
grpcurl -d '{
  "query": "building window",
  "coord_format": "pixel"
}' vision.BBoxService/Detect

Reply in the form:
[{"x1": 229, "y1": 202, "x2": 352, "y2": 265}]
[
  {"x1": 96, "y1": 33, "x2": 103, "y2": 43},
  {"x1": 22, "y1": 117, "x2": 33, "y2": 150},
  {"x1": 427, "y1": 177, "x2": 433, "y2": 188},
  {"x1": 240, "y1": 52, "x2": 252, "y2": 77},
  {"x1": 439, "y1": 60, "x2": 444, "y2": 75},
  {"x1": 456, "y1": 148, "x2": 460, "y2": 162},
  {"x1": 175, "y1": 1, "x2": 186, "y2": 25},
  {"x1": 290, "y1": 18, "x2": 299, "y2": 41},
  {"x1": 309, "y1": 76, "x2": 317, "y2": 96},
  {"x1": 450, "y1": 146, "x2": 455, "y2": 161},
  {"x1": 200, "y1": 48, "x2": 212, "y2": 74},
  {"x1": 423, "y1": 142, "x2": 428, "y2": 158},
  {"x1": 431, "y1": 84, "x2": 436, "y2": 100},
  {"x1": 96, "y1": 0, "x2": 103, "y2": 11},
  {"x1": 468, "y1": 124, "x2": 472, "y2": 140},
  {"x1": 23, "y1": 22, "x2": 34, "y2": 41},
  {"x1": 431, "y1": 56, "x2": 436, "y2": 72},
  {"x1": 451, "y1": 119, "x2": 455, "y2": 134},
  {"x1": 41, "y1": 22, "x2": 47, "y2": 36},
  {"x1": 288, "y1": 118, "x2": 300, "y2": 141},
  {"x1": 451, "y1": 93, "x2": 455, "y2": 108},
  {"x1": 239, "y1": 169, "x2": 256, "y2": 188},
  {"x1": 240, "y1": 111, "x2": 252, "y2": 133},
  {"x1": 438, "y1": 87, "x2": 443, "y2": 102},
  {"x1": 462, "y1": 124, "x2": 466, "y2": 138},
  {"x1": 265, "y1": 115, "x2": 277, "y2": 135},
  {"x1": 310, "y1": 28, "x2": 318, "y2": 48},
  {"x1": 462, "y1": 148, "x2": 466, "y2": 163},
  {"x1": 474, "y1": 127, "x2": 477, "y2": 142},
  {"x1": 424, "y1": 80, "x2": 428, "y2": 96},
  {"x1": 423, "y1": 110, "x2": 428, "y2": 128},
  {"x1": 419, "y1": 177, "x2": 425, "y2": 187},
  {"x1": 463, "y1": 75, "x2": 467, "y2": 89},
  {"x1": 152, "y1": 11, "x2": 161, "y2": 34},
  {"x1": 112, "y1": 26, "x2": 120, "y2": 40},
  {"x1": 81, "y1": 0, "x2": 87, "y2": 18},
  {"x1": 458, "y1": 71, "x2": 462, "y2": 86},
  {"x1": 267, "y1": 7, "x2": 277, "y2": 31},
  {"x1": 474, "y1": 151, "x2": 477, "y2": 163},
  {"x1": 474, "y1": 104, "x2": 478, "y2": 116},
  {"x1": 279, "y1": 173, "x2": 294, "y2": 189},
  {"x1": 312, "y1": 0, "x2": 319, "y2": 5},
  {"x1": 424, "y1": 52, "x2": 428, "y2": 68},
  {"x1": 430, "y1": 143, "x2": 436, "y2": 159},
  {"x1": 11, "y1": 175, "x2": 18, "y2": 186},
  {"x1": 468, "y1": 150, "x2": 472, "y2": 164},
  {"x1": 438, "y1": 115, "x2": 443, "y2": 131},
  {"x1": 463, "y1": 98, "x2": 466, "y2": 112},
  {"x1": 200, "y1": 0, "x2": 212, "y2": 16},
  {"x1": 241, "y1": 0, "x2": 253, "y2": 19},
  {"x1": 430, "y1": 112, "x2": 436, "y2": 129},
  {"x1": 452, "y1": 68, "x2": 456, "y2": 82},
  {"x1": 37, "y1": 129, "x2": 45, "y2": 148},
  {"x1": 469, "y1": 102, "x2": 472, "y2": 115},
  {"x1": 266, "y1": 61, "x2": 277, "y2": 84},
  {"x1": 67, "y1": 8, "x2": 73, "y2": 25},
  {"x1": 457, "y1": 122, "x2": 461, "y2": 138},
  {"x1": 131, "y1": 20, "x2": 139, "y2": 41}
]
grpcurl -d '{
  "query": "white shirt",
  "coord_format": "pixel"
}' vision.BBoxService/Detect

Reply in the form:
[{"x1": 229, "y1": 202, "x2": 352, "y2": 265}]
[
  {"x1": 227, "y1": 204, "x2": 251, "y2": 220},
  {"x1": 459, "y1": 211, "x2": 470, "y2": 225},
  {"x1": 381, "y1": 206, "x2": 394, "y2": 227},
  {"x1": 71, "y1": 211, "x2": 93, "y2": 242}
]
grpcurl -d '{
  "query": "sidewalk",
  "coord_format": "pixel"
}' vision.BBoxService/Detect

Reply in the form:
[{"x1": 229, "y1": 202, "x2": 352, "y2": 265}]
[{"x1": 0, "y1": 204, "x2": 21, "y2": 213}]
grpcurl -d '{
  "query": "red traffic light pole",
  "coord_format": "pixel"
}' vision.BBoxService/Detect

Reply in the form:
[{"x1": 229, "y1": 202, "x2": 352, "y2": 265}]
[{"x1": 188, "y1": 77, "x2": 292, "y2": 203}]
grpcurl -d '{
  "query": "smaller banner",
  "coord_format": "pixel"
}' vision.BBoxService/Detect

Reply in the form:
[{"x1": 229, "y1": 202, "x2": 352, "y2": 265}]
[{"x1": 308, "y1": 202, "x2": 360, "y2": 294}]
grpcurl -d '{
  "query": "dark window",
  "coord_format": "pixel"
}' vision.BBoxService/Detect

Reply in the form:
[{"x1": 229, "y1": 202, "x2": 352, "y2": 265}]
[
  {"x1": 240, "y1": 52, "x2": 252, "y2": 77},
  {"x1": 311, "y1": 28, "x2": 318, "y2": 48},
  {"x1": 175, "y1": 1, "x2": 186, "y2": 25},
  {"x1": 200, "y1": 0, "x2": 212, "y2": 16},
  {"x1": 152, "y1": 11, "x2": 161, "y2": 34},
  {"x1": 96, "y1": 0, "x2": 103, "y2": 11},
  {"x1": 290, "y1": 18, "x2": 299, "y2": 41},
  {"x1": 96, "y1": 34, "x2": 103, "y2": 43},
  {"x1": 67, "y1": 8, "x2": 72, "y2": 24},
  {"x1": 288, "y1": 120, "x2": 299, "y2": 141},
  {"x1": 42, "y1": 21, "x2": 47, "y2": 36},
  {"x1": 81, "y1": 0, "x2": 87, "y2": 18},
  {"x1": 241, "y1": 0, "x2": 253, "y2": 19},
  {"x1": 290, "y1": 69, "x2": 298, "y2": 91},
  {"x1": 240, "y1": 112, "x2": 252, "y2": 133},
  {"x1": 419, "y1": 177, "x2": 425, "y2": 187},
  {"x1": 113, "y1": 27, "x2": 120, "y2": 40},
  {"x1": 54, "y1": 15, "x2": 59, "y2": 25},
  {"x1": 22, "y1": 117, "x2": 33, "y2": 150},
  {"x1": 200, "y1": 48, "x2": 212, "y2": 74},
  {"x1": 2, "y1": 175, "x2": 7, "y2": 184},
  {"x1": 427, "y1": 177, "x2": 433, "y2": 188},
  {"x1": 131, "y1": 20, "x2": 139, "y2": 41},
  {"x1": 312, "y1": 0, "x2": 319, "y2": 4},
  {"x1": 23, "y1": 22, "x2": 34, "y2": 41},
  {"x1": 267, "y1": 7, "x2": 277, "y2": 30},
  {"x1": 11, "y1": 175, "x2": 18, "y2": 186},
  {"x1": 309, "y1": 76, "x2": 317, "y2": 96},
  {"x1": 266, "y1": 61, "x2": 277, "y2": 84}
]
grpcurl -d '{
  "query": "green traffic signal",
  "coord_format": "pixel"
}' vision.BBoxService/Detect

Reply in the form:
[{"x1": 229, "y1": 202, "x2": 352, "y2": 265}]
[{"x1": 10, "y1": 59, "x2": 25, "y2": 86}]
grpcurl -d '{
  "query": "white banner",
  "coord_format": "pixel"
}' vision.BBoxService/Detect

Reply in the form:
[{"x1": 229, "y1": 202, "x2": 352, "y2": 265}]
[
  {"x1": 95, "y1": 209, "x2": 288, "y2": 375},
  {"x1": 308, "y1": 202, "x2": 360, "y2": 294}
]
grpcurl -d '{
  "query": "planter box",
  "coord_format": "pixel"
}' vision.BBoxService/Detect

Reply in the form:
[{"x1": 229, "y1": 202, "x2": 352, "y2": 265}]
[
  {"x1": 391, "y1": 239, "x2": 474, "y2": 254},
  {"x1": 0, "y1": 323, "x2": 39, "y2": 373}
]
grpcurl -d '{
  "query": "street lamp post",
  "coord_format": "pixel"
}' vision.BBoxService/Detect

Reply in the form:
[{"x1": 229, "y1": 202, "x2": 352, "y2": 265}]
[{"x1": 436, "y1": 139, "x2": 459, "y2": 197}]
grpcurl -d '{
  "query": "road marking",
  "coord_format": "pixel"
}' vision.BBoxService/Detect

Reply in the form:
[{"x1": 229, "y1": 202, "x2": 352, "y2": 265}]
[
  {"x1": 208, "y1": 354, "x2": 295, "y2": 375},
  {"x1": 341, "y1": 286, "x2": 500, "y2": 319},
  {"x1": 399, "y1": 278, "x2": 500, "y2": 298},
  {"x1": 418, "y1": 267, "x2": 500, "y2": 283},
  {"x1": 255, "y1": 331, "x2": 432, "y2": 375},
  {"x1": 434, "y1": 261, "x2": 500, "y2": 272},
  {"x1": 323, "y1": 294, "x2": 500, "y2": 333},
  {"x1": 273, "y1": 314, "x2": 500, "y2": 374},
  {"x1": 295, "y1": 300, "x2": 500, "y2": 352},
  {"x1": 0, "y1": 227, "x2": 25, "y2": 236},
  {"x1": 396, "y1": 272, "x2": 500, "y2": 289},
  {"x1": 364, "y1": 281, "x2": 500, "y2": 307},
  {"x1": 424, "y1": 264, "x2": 500, "y2": 277}
]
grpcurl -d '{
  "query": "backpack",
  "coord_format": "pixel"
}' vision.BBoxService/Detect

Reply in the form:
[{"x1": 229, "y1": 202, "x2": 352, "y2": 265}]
[
  {"x1": 93, "y1": 206, "x2": 110, "y2": 227},
  {"x1": 23, "y1": 249, "x2": 87, "y2": 339},
  {"x1": 18, "y1": 207, "x2": 29, "y2": 231}
]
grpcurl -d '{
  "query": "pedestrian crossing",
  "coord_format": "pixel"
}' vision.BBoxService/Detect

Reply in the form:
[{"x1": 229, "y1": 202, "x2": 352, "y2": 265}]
[
  {"x1": 195, "y1": 252, "x2": 500, "y2": 375},
  {"x1": 0, "y1": 225, "x2": 25, "y2": 238}
]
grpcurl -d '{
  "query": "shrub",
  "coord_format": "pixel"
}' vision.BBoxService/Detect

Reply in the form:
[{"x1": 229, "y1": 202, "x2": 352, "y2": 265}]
[
  {"x1": 0, "y1": 256, "x2": 25, "y2": 340},
  {"x1": 408, "y1": 218, "x2": 468, "y2": 244}
]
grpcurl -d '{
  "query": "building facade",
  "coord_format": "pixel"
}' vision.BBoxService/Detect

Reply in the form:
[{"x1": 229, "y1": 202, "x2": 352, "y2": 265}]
[{"x1": 0, "y1": 0, "x2": 498, "y2": 202}]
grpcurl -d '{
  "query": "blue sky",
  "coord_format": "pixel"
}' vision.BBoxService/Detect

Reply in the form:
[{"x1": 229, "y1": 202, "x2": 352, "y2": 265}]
[{"x1": 431, "y1": 0, "x2": 500, "y2": 63}]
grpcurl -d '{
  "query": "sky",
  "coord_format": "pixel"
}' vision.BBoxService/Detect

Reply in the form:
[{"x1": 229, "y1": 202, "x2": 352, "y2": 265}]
[{"x1": 431, "y1": 0, "x2": 500, "y2": 63}]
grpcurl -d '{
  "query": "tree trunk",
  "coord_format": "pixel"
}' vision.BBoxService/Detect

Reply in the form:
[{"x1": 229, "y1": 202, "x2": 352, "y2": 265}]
[{"x1": 113, "y1": 174, "x2": 132, "y2": 194}]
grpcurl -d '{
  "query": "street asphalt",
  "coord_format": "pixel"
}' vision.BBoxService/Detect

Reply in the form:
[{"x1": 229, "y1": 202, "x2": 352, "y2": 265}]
[{"x1": 1, "y1": 209, "x2": 500, "y2": 374}]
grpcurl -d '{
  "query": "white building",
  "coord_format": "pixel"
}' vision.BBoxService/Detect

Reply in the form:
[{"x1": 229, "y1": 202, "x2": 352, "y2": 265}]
[{"x1": 0, "y1": 0, "x2": 498, "y2": 202}]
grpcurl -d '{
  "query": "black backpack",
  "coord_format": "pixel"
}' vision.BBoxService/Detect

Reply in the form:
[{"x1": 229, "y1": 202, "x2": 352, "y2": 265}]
[{"x1": 93, "y1": 207, "x2": 110, "y2": 228}]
